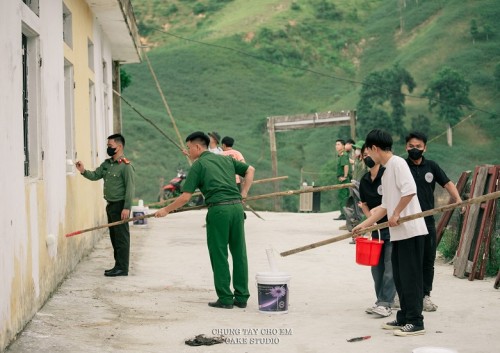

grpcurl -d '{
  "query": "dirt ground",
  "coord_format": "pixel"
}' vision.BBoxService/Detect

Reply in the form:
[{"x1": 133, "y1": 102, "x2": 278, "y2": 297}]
[{"x1": 5, "y1": 209, "x2": 499, "y2": 353}]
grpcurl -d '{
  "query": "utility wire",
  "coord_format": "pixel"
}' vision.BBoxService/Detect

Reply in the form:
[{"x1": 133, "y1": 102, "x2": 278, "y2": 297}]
[{"x1": 152, "y1": 27, "x2": 497, "y2": 118}]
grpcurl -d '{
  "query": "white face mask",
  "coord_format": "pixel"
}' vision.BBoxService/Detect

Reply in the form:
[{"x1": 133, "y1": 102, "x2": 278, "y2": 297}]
[{"x1": 354, "y1": 149, "x2": 361, "y2": 156}]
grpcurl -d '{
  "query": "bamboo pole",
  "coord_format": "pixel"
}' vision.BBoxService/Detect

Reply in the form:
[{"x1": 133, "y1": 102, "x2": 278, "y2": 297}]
[
  {"x1": 65, "y1": 213, "x2": 157, "y2": 238},
  {"x1": 113, "y1": 89, "x2": 184, "y2": 151},
  {"x1": 66, "y1": 183, "x2": 352, "y2": 237},
  {"x1": 280, "y1": 190, "x2": 500, "y2": 257},
  {"x1": 143, "y1": 50, "x2": 190, "y2": 166},
  {"x1": 247, "y1": 183, "x2": 353, "y2": 202},
  {"x1": 252, "y1": 175, "x2": 288, "y2": 184},
  {"x1": 148, "y1": 175, "x2": 291, "y2": 208},
  {"x1": 163, "y1": 183, "x2": 352, "y2": 212}
]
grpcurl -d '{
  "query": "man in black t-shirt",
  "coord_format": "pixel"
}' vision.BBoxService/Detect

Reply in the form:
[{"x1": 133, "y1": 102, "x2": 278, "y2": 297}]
[{"x1": 405, "y1": 131, "x2": 463, "y2": 312}]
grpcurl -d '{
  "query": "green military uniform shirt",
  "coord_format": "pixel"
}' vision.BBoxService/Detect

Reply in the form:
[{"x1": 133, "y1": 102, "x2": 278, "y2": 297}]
[
  {"x1": 82, "y1": 157, "x2": 135, "y2": 209},
  {"x1": 182, "y1": 151, "x2": 249, "y2": 204},
  {"x1": 337, "y1": 152, "x2": 351, "y2": 178}
]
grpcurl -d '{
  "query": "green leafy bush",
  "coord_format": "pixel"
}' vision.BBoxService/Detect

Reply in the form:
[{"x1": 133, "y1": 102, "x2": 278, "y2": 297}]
[
  {"x1": 161, "y1": 4, "x2": 179, "y2": 17},
  {"x1": 437, "y1": 229, "x2": 460, "y2": 260},
  {"x1": 313, "y1": 0, "x2": 343, "y2": 21},
  {"x1": 193, "y1": 2, "x2": 207, "y2": 15}
]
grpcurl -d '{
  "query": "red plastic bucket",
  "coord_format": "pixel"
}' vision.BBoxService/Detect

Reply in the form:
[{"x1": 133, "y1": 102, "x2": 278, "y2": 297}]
[{"x1": 355, "y1": 237, "x2": 384, "y2": 266}]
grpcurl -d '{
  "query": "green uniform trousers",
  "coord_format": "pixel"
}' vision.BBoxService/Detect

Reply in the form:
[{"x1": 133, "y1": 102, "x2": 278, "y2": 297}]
[
  {"x1": 106, "y1": 200, "x2": 130, "y2": 271},
  {"x1": 206, "y1": 203, "x2": 249, "y2": 305},
  {"x1": 338, "y1": 179, "x2": 350, "y2": 216}
]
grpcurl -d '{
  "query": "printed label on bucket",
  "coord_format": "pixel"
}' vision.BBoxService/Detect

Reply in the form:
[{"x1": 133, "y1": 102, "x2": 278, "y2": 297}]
[
  {"x1": 132, "y1": 211, "x2": 147, "y2": 225},
  {"x1": 257, "y1": 283, "x2": 289, "y2": 312}
]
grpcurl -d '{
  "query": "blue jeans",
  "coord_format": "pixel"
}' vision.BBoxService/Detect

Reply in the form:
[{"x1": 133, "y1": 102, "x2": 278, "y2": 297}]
[{"x1": 371, "y1": 229, "x2": 396, "y2": 307}]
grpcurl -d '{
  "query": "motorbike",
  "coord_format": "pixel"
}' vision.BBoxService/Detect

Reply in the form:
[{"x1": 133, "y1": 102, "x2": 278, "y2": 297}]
[
  {"x1": 343, "y1": 179, "x2": 364, "y2": 232},
  {"x1": 159, "y1": 169, "x2": 186, "y2": 201}
]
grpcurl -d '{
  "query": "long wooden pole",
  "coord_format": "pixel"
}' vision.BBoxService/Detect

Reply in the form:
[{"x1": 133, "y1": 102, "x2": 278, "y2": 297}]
[
  {"x1": 247, "y1": 183, "x2": 353, "y2": 201},
  {"x1": 113, "y1": 89, "x2": 184, "y2": 151},
  {"x1": 143, "y1": 50, "x2": 190, "y2": 165},
  {"x1": 66, "y1": 183, "x2": 352, "y2": 237},
  {"x1": 252, "y1": 175, "x2": 288, "y2": 184},
  {"x1": 280, "y1": 190, "x2": 500, "y2": 257},
  {"x1": 148, "y1": 175, "x2": 290, "y2": 208}
]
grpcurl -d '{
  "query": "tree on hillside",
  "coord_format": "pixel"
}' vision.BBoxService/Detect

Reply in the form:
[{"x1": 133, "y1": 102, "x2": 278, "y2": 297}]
[
  {"x1": 494, "y1": 63, "x2": 500, "y2": 91},
  {"x1": 385, "y1": 64, "x2": 416, "y2": 139},
  {"x1": 120, "y1": 68, "x2": 132, "y2": 91},
  {"x1": 357, "y1": 64, "x2": 416, "y2": 140},
  {"x1": 398, "y1": 0, "x2": 406, "y2": 33},
  {"x1": 411, "y1": 114, "x2": 431, "y2": 136},
  {"x1": 423, "y1": 66, "x2": 472, "y2": 145},
  {"x1": 483, "y1": 24, "x2": 493, "y2": 41},
  {"x1": 470, "y1": 19, "x2": 479, "y2": 44}
]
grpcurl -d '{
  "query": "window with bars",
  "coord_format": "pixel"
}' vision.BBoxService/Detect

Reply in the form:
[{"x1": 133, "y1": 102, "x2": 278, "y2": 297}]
[
  {"x1": 22, "y1": 30, "x2": 41, "y2": 178},
  {"x1": 22, "y1": 34, "x2": 29, "y2": 176},
  {"x1": 63, "y1": 3, "x2": 73, "y2": 48},
  {"x1": 64, "y1": 60, "x2": 75, "y2": 173}
]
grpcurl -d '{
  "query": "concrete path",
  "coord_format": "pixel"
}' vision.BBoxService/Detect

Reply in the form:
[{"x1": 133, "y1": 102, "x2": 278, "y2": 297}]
[{"x1": 5, "y1": 210, "x2": 499, "y2": 353}]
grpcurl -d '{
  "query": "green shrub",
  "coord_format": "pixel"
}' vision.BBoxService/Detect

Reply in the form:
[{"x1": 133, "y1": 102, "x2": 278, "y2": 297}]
[
  {"x1": 161, "y1": 4, "x2": 178, "y2": 17},
  {"x1": 437, "y1": 228, "x2": 460, "y2": 260},
  {"x1": 137, "y1": 20, "x2": 154, "y2": 36},
  {"x1": 313, "y1": 0, "x2": 343, "y2": 21},
  {"x1": 291, "y1": 2, "x2": 301, "y2": 11},
  {"x1": 193, "y1": 2, "x2": 207, "y2": 15}
]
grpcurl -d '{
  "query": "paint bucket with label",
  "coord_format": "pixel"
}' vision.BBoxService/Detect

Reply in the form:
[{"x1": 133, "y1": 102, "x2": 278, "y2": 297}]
[
  {"x1": 256, "y1": 272, "x2": 291, "y2": 314},
  {"x1": 355, "y1": 237, "x2": 383, "y2": 266},
  {"x1": 131, "y1": 200, "x2": 149, "y2": 227}
]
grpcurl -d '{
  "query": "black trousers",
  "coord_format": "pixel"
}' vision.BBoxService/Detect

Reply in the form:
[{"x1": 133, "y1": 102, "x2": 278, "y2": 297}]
[
  {"x1": 392, "y1": 235, "x2": 425, "y2": 327},
  {"x1": 106, "y1": 200, "x2": 130, "y2": 271},
  {"x1": 423, "y1": 217, "x2": 437, "y2": 297}
]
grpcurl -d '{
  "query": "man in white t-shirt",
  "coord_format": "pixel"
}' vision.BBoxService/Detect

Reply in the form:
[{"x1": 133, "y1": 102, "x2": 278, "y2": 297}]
[{"x1": 353, "y1": 129, "x2": 428, "y2": 337}]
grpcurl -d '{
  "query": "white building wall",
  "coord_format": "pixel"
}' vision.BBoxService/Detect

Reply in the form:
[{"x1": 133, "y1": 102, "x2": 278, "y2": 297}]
[{"x1": 0, "y1": 1, "x2": 139, "y2": 350}]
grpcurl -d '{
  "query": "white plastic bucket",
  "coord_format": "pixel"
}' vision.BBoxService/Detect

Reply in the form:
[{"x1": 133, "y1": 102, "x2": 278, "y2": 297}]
[
  {"x1": 131, "y1": 200, "x2": 149, "y2": 227},
  {"x1": 413, "y1": 347, "x2": 458, "y2": 353},
  {"x1": 256, "y1": 272, "x2": 291, "y2": 314}
]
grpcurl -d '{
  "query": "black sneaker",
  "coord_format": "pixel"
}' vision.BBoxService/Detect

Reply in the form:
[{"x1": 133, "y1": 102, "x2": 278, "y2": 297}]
[
  {"x1": 381, "y1": 320, "x2": 404, "y2": 330},
  {"x1": 393, "y1": 324, "x2": 425, "y2": 336}
]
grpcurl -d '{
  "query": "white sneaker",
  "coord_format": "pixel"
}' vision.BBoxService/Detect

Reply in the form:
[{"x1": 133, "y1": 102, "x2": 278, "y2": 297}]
[
  {"x1": 365, "y1": 305, "x2": 376, "y2": 314},
  {"x1": 423, "y1": 295, "x2": 438, "y2": 312},
  {"x1": 393, "y1": 295, "x2": 400, "y2": 309},
  {"x1": 372, "y1": 305, "x2": 392, "y2": 317}
]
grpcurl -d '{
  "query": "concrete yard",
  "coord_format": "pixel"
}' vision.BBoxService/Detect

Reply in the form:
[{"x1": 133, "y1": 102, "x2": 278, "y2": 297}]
[{"x1": 5, "y1": 209, "x2": 499, "y2": 353}]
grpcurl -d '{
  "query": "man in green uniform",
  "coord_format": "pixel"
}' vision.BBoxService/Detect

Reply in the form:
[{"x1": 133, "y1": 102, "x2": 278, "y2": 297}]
[
  {"x1": 334, "y1": 139, "x2": 351, "y2": 220},
  {"x1": 76, "y1": 133, "x2": 135, "y2": 277},
  {"x1": 155, "y1": 131, "x2": 255, "y2": 309}
]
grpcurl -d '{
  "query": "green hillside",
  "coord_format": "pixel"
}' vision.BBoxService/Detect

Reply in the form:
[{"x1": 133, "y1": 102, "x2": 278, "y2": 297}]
[{"x1": 122, "y1": 0, "x2": 500, "y2": 210}]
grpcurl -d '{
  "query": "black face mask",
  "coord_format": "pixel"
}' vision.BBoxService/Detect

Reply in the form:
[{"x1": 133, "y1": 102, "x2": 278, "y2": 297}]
[
  {"x1": 363, "y1": 156, "x2": 376, "y2": 168},
  {"x1": 408, "y1": 148, "x2": 424, "y2": 160},
  {"x1": 107, "y1": 147, "x2": 117, "y2": 157}
]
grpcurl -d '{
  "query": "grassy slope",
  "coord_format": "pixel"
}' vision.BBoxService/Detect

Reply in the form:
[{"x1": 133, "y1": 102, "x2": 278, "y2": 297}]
[{"x1": 124, "y1": 0, "x2": 500, "y2": 209}]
